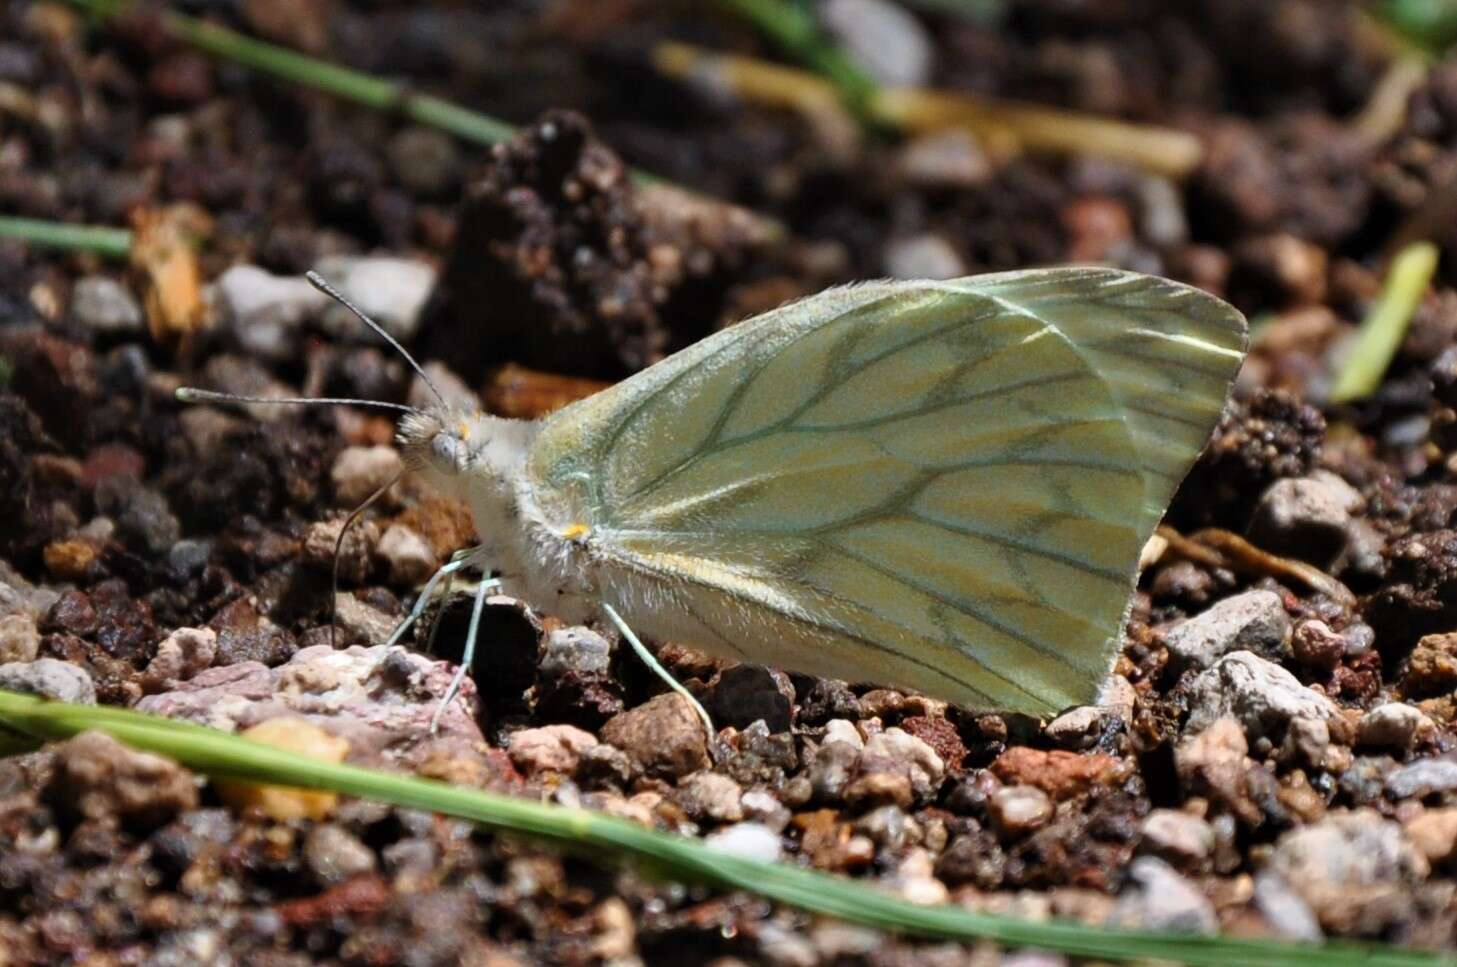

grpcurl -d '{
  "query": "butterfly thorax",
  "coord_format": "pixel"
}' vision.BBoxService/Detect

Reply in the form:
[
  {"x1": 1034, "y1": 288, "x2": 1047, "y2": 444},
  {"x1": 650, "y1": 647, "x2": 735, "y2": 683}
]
[{"x1": 399, "y1": 408, "x2": 601, "y2": 623}]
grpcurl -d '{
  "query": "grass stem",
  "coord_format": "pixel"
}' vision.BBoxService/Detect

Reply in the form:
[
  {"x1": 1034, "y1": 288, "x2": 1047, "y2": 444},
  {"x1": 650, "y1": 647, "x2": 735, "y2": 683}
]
[{"x1": 1329, "y1": 241, "x2": 1441, "y2": 403}]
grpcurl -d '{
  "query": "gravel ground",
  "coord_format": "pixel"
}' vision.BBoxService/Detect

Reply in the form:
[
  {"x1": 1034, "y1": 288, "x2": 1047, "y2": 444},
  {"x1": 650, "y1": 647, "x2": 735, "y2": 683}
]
[{"x1": 4, "y1": 1, "x2": 1457, "y2": 963}]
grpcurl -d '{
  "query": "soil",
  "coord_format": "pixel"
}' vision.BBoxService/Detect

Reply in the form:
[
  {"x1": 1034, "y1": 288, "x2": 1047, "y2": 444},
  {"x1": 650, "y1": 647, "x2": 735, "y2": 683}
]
[{"x1": 4, "y1": 1, "x2": 1457, "y2": 963}]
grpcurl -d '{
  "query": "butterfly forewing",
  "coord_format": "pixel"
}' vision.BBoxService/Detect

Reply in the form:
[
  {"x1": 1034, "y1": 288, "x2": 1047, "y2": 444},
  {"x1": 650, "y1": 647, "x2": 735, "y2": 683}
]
[{"x1": 527, "y1": 270, "x2": 1247, "y2": 715}]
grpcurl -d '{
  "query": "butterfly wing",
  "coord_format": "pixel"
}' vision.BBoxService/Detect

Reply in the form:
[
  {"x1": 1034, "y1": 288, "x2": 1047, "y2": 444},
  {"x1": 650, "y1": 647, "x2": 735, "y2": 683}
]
[{"x1": 527, "y1": 270, "x2": 1247, "y2": 714}]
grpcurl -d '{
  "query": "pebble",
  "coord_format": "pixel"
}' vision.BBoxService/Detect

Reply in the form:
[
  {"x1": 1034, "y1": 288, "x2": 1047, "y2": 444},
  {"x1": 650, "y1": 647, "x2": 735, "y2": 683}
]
[
  {"x1": 332, "y1": 592, "x2": 396, "y2": 647},
  {"x1": 886, "y1": 848, "x2": 950, "y2": 905},
  {"x1": 1162, "y1": 590, "x2": 1291, "y2": 672},
  {"x1": 0, "y1": 658, "x2": 96, "y2": 704},
  {"x1": 600, "y1": 693, "x2": 711, "y2": 780},
  {"x1": 215, "y1": 718, "x2": 350, "y2": 821},
  {"x1": 1184, "y1": 650, "x2": 1337, "y2": 740},
  {"x1": 213, "y1": 264, "x2": 328, "y2": 360},
  {"x1": 989, "y1": 784, "x2": 1053, "y2": 837},
  {"x1": 863, "y1": 727, "x2": 945, "y2": 798},
  {"x1": 822, "y1": 718, "x2": 864, "y2": 749},
  {"x1": 989, "y1": 746, "x2": 1122, "y2": 800},
  {"x1": 0, "y1": 613, "x2": 41, "y2": 663},
  {"x1": 706, "y1": 664, "x2": 794, "y2": 733},
  {"x1": 305, "y1": 517, "x2": 379, "y2": 585},
  {"x1": 1252, "y1": 870, "x2": 1324, "y2": 941},
  {"x1": 313, "y1": 256, "x2": 436, "y2": 342},
  {"x1": 1266, "y1": 809, "x2": 1428, "y2": 933},
  {"x1": 1137, "y1": 175, "x2": 1189, "y2": 247},
  {"x1": 1175, "y1": 718, "x2": 1257, "y2": 823},
  {"x1": 740, "y1": 788, "x2": 791, "y2": 833},
  {"x1": 507, "y1": 724, "x2": 598, "y2": 776},
  {"x1": 539, "y1": 626, "x2": 612, "y2": 679},
  {"x1": 142, "y1": 626, "x2": 218, "y2": 692},
  {"x1": 1247, "y1": 476, "x2": 1353, "y2": 567},
  {"x1": 820, "y1": 0, "x2": 933, "y2": 87},
  {"x1": 808, "y1": 739, "x2": 861, "y2": 803},
  {"x1": 1385, "y1": 756, "x2": 1457, "y2": 800},
  {"x1": 70, "y1": 276, "x2": 142, "y2": 332},
  {"x1": 330, "y1": 445, "x2": 404, "y2": 508},
  {"x1": 896, "y1": 131, "x2": 991, "y2": 189},
  {"x1": 1140, "y1": 809, "x2": 1215, "y2": 865},
  {"x1": 48, "y1": 730, "x2": 197, "y2": 829},
  {"x1": 303, "y1": 824, "x2": 377, "y2": 885},
  {"x1": 375, "y1": 523, "x2": 436, "y2": 586},
  {"x1": 1403, "y1": 808, "x2": 1457, "y2": 865},
  {"x1": 1045, "y1": 705, "x2": 1111, "y2": 749},
  {"x1": 677, "y1": 770, "x2": 745, "y2": 823},
  {"x1": 882, "y1": 233, "x2": 966, "y2": 280},
  {"x1": 387, "y1": 127, "x2": 461, "y2": 196},
  {"x1": 703, "y1": 821, "x2": 783, "y2": 863},
  {"x1": 1356, "y1": 702, "x2": 1435, "y2": 752},
  {"x1": 1291, "y1": 619, "x2": 1345, "y2": 672},
  {"x1": 1107, "y1": 856, "x2": 1217, "y2": 934}
]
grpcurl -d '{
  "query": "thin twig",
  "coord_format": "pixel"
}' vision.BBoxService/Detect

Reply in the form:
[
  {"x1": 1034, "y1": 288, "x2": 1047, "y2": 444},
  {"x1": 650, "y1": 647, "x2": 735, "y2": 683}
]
[
  {"x1": 0, "y1": 690, "x2": 1449, "y2": 967},
  {"x1": 0, "y1": 216, "x2": 134, "y2": 259}
]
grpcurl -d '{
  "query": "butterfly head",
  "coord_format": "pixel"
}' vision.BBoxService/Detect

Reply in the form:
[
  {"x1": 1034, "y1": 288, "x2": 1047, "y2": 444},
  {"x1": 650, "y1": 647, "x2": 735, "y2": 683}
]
[{"x1": 399, "y1": 409, "x2": 477, "y2": 488}]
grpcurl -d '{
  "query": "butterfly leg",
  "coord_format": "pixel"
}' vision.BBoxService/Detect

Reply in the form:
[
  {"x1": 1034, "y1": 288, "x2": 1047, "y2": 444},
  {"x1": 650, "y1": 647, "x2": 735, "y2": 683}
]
[
  {"x1": 600, "y1": 603, "x2": 717, "y2": 750},
  {"x1": 430, "y1": 574, "x2": 501, "y2": 734},
  {"x1": 385, "y1": 549, "x2": 473, "y2": 649}
]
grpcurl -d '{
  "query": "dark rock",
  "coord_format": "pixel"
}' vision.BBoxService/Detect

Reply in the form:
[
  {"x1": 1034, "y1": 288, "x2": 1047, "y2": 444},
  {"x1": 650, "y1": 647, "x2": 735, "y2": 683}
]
[{"x1": 706, "y1": 664, "x2": 794, "y2": 733}]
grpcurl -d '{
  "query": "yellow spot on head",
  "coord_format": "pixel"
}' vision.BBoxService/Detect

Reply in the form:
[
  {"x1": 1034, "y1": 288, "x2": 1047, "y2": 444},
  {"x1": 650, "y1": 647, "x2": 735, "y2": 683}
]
[
  {"x1": 458, "y1": 420, "x2": 471, "y2": 440},
  {"x1": 562, "y1": 523, "x2": 591, "y2": 541}
]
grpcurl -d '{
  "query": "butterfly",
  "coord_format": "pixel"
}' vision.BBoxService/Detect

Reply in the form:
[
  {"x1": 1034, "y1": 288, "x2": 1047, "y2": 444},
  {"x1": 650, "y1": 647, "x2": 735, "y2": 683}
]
[{"x1": 372, "y1": 267, "x2": 1246, "y2": 720}]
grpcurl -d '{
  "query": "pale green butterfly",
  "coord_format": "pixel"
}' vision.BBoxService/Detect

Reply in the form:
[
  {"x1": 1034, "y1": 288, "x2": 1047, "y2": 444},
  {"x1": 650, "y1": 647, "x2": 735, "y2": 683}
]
[{"x1": 184, "y1": 267, "x2": 1246, "y2": 724}]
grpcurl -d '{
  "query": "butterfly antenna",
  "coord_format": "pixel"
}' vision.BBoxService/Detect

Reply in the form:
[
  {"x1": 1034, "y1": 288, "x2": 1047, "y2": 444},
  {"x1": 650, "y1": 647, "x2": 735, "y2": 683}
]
[
  {"x1": 330, "y1": 467, "x2": 407, "y2": 649},
  {"x1": 306, "y1": 271, "x2": 449, "y2": 412},
  {"x1": 175, "y1": 387, "x2": 417, "y2": 413}
]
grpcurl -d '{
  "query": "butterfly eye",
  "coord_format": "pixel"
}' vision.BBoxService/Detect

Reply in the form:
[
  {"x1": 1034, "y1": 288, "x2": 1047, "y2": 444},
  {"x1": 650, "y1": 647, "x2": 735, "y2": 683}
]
[{"x1": 431, "y1": 433, "x2": 463, "y2": 470}]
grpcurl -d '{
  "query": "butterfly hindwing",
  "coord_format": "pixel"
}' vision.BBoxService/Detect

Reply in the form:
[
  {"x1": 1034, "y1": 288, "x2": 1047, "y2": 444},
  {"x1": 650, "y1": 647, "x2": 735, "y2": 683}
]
[{"x1": 526, "y1": 271, "x2": 1247, "y2": 715}]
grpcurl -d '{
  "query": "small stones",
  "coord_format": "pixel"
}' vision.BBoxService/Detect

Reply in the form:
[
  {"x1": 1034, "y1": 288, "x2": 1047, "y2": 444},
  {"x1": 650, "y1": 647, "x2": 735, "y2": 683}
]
[
  {"x1": 600, "y1": 693, "x2": 711, "y2": 780},
  {"x1": 1176, "y1": 717, "x2": 1259, "y2": 825},
  {"x1": 47, "y1": 730, "x2": 197, "y2": 829},
  {"x1": 1403, "y1": 808, "x2": 1457, "y2": 866},
  {"x1": 0, "y1": 613, "x2": 41, "y2": 662},
  {"x1": 1045, "y1": 705, "x2": 1113, "y2": 749},
  {"x1": 1265, "y1": 809, "x2": 1429, "y2": 934},
  {"x1": 1291, "y1": 619, "x2": 1345, "y2": 673},
  {"x1": 70, "y1": 276, "x2": 142, "y2": 332},
  {"x1": 1384, "y1": 756, "x2": 1457, "y2": 800},
  {"x1": 313, "y1": 256, "x2": 436, "y2": 342},
  {"x1": 141, "y1": 626, "x2": 217, "y2": 692},
  {"x1": 1162, "y1": 590, "x2": 1291, "y2": 672},
  {"x1": 704, "y1": 821, "x2": 782, "y2": 863},
  {"x1": 1247, "y1": 476, "x2": 1354, "y2": 567},
  {"x1": 820, "y1": 0, "x2": 933, "y2": 87},
  {"x1": 988, "y1": 784, "x2": 1053, "y2": 837},
  {"x1": 305, "y1": 518, "x2": 380, "y2": 586},
  {"x1": 860, "y1": 727, "x2": 944, "y2": 801},
  {"x1": 822, "y1": 718, "x2": 864, "y2": 749},
  {"x1": 507, "y1": 724, "x2": 598, "y2": 776},
  {"x1": 677, "y1": 770, "x2": 744, "y2": 823},
  {"x1": 705, "y1": 664, "x2": 794, "y2": 733},
  {"x1": 1107, "y1": 857, "x2": 1217, "y2": 934},
  {"x1": 895, "y1": 131, "x2": 991, "y2": 190},
  {"x1": 1140, "y1": 809, "x2": 1216, "y2": 866},
  {"x1": 216, "y1": 718, "x2": 349, "y2": 821},
  {"x1": 375, "y1": 523, "x2": 436, "y2": 586},
  {"x1": 303, "y1": 824, "x2": 377, "y2": 886},
  {"x1": 330, "y1": 445, "x2": 404, "y2": 508},
  {"x1": 1184, "y1": 650, "x2": 1337, "y2": 740},
  {"x1": 882, "y1": 233, "x2": 966, "y2": 280},
  {"x1": 1356, "y1": 702, "x2": 1435, "y2": 753},
  {"x1": 330, "y1": 593, "x2": 395, "y2": 648},
  {"x1": 989, "y1": 746, "x2": 1123, "y2": 800},
  {"x1": 213, "y1": 264, "x2": 328, "y2": 360},
  {"x1": 539, "y1": 626, "x2": 612, "y2": 678},
  {"x1": 0, "y1": 657, "x2": 95, "y2": 704},
  {"x1": 1402, "y1": 632, "x2": 1457, "y2": 698}
]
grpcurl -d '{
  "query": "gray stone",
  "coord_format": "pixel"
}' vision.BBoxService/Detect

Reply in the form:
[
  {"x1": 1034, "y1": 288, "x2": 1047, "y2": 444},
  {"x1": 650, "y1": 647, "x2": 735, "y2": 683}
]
[
  {"x1": 1357, "y1": 702, "x2": 1435, "y2": 752},
  {"x1": 1248, "y1": 476, "x2": 1353, "y2": 567},
  {"x1": 213, "y1": 264, "x2": 328, "y2": 360},
  {"x1": 1184, "y1": 650, "x2": 1337, "y2": 740},
  {"x1": 375, "y1": 523, "x2": 436, "y2": 587},
  {"x1": 1045, "y1": 705, "x2": 1111, "y2": 749},
  {"x1": 330, "y1": 445, "x2": 404, "y2": 508},
  {"x1": 1140, "y1": 809, "x2": 1215, "y2": 864},
  {"x1": 539, "y1": 626, "x2": 612, "y2": 679},
  {"x1": 600, "y1": 693, "x2": 711, "y2": 780},
  {"x1": 882, "y1": 233, "x2": 966, "y2": 280},
  {"x1": 507, "y1": 724, "x2": 598, "y2": 776},
  {"x1": 0, "y1": 658, "x2": 95, "y2": 704},
  {"x1": 863, "y1": 727, "x2": 945, "y2": 798},
  {"x1": 1252, "y1": 871, "x2": 1324, "y2": 941},
  {"x1": 989, "y1": 784, "x2": 1053, "y2": 837},
  {"x1": 1266, "y1": 809, "x2": 1428, "y2": 934},
  {"x1": 1163, "y1": 590, "x2": 1291, "y2": 672},
  {"x1": 304, "y1": 824, "x2": 377, "y2": 885},
  {"x1": 1107, "y1": 856, "x2": 1217, "y2": 934},
  {"x1": 142, "y1": 627, "x2": 217, "y2": 692},
  {"x1": 821, "y1": 0, "x2": 933, "y2": 86},
  {"x1": 1386, "y1": 756, "x2": 1457, "y2": 799},
  {"x1": 896, "y1": 131, "x2": 991, "y2": 189},
  {"x1": 314, "y1": 256, "x2": 436, "y2": 342},
  {"x1": 677, "y1": 770, "x2": 744, "y2": 823},
  {"x1": 71, "y1": 276, "x2": 142, "y2": 332}
]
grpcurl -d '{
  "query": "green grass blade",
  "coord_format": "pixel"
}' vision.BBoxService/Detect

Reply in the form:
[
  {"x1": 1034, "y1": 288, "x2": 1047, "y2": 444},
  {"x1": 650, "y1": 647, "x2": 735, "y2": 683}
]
[
  {"x1": 0, "y1": 690, "x2": 1449, "y2": 967},
  {"x1": 0, "y1": 216, "x2": 134, "y2": 259},
  {"x1": 1329, "y1": 241, "x2": 1440, "y2": 403}
]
